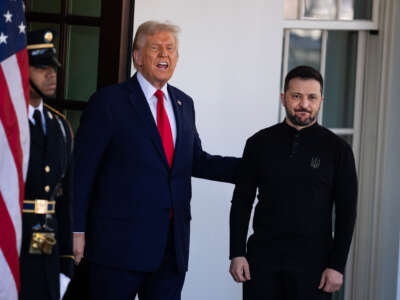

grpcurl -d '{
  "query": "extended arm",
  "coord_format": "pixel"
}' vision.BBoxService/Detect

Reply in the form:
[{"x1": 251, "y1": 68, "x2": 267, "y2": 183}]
[{"x1": 191, "y1": 102, "x2": 240, "y2": 183}]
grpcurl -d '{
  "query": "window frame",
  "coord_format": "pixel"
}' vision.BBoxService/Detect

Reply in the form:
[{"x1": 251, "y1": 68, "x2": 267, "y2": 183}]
[
  {"x1": 25, "y1": 0, "x2": 134, "y2": 111},
  {"x1": 283, "y1": 0, "x2": 380, "y2": 30}
]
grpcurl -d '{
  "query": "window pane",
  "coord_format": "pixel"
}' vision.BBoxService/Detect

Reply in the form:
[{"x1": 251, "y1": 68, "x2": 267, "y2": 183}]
[
  {"x1": 28, "y1": 23, "x2": 61, "y2": 54},
  {"x1": 30, "y1": 0, "x2": 61, "y2": 14},
  {"x1": 69, "y1": 0, "x2": 102, "y2": 17},
  {"x1": 354, "y1": 0, "x2": 373, "y2": 20},
  {"x1": 284, "y1": 0, "x2": 298, "y2": 19},
  {"x1": 323, "y1": 31, "x2": 358, "y2": 128},
  {"x1": 65, "y1": 25, "x2": 100, "y2": 101},
  {"x1": 65, "y1": 110, "x2": 82, "y2": 133},
  {"x1": 288, "y1": 30, "x2": 322, "y2": 72},
  {"x1": 339, "y1": 0, "x2": 354, "y2": 20},
  {"x1": 303, "y1": 0, "x2": 336, "y2": 20},
  {"x1": 339, "y1": 0, "x2": 373, "y2": 20}
]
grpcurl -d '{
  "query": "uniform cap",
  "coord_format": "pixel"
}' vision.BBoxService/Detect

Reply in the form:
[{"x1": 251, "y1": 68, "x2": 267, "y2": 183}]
[{"x1": 27, "y1": 29, "x2": 61, "y2": 68}]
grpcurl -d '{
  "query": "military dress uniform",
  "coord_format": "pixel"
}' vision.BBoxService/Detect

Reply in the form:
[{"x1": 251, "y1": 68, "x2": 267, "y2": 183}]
[
  {"x1": 20, "y1": 29, "x2": 74, "y2": 300},
  {"x1": 20, "y1": 103, "x2": 74, "y2": 300}
]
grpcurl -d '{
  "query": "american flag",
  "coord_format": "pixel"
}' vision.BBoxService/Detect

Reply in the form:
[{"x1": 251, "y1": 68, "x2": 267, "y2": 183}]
[{"x1": 0, "y1": 0, "x2": 30, "y2": 299}]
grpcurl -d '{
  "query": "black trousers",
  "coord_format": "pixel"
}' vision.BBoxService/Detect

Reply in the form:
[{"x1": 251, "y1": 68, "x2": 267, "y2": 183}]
[
  {"x1": 243, "y1": 261, "x2": 332, "y2": 300},
  {"x1": 63, "y1": 258, "x2": 90, "y2": 300}
]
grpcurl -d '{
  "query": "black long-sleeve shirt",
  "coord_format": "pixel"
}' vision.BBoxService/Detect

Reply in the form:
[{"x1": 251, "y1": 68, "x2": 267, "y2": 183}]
[{"x1": 230, "y1": 122, "x2": 357, "y2": 273}]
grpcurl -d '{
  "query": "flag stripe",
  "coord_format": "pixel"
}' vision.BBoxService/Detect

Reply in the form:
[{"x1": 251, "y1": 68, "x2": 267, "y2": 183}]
[
  {"x1": 0, "y1": 2, "x2": 30, "y2": 297},
  {"x1": 0, "y1": 192, "x2": 20, "y2": 292},
  {"x1": 0, "y1": 63, "x2": 24, "y2": 254},
  {"x1": 15, "y1": 50, "x2": 30, "y2": 181},
  {"x1": 15, "y1": 51, "x2": 30, "y2": 112},
  {"x1": 2, "y1": 52, "x2": 30, "y2": 180},
  {"x1": 0, "y1": 250, "x2": 18, "y2": 299}
]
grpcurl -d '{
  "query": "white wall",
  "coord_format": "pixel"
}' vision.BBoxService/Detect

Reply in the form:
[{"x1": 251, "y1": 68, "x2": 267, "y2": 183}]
[{"x1": 133, "y1": 1, "x2": 284, "y2": 299}]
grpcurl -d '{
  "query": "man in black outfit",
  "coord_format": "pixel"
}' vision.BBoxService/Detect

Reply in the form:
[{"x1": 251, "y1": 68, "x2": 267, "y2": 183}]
[
  {"x1": 20, "y1": 29, "x2": 74, "y2": 300},
  {"x1": 229, "y1": 65, "x2": 358, "y2": 300}
]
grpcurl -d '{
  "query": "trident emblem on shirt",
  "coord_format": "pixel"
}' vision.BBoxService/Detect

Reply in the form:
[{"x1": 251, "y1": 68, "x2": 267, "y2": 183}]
[{"x1": 310, "y1": 157, "x2": 320, "y2": 169}]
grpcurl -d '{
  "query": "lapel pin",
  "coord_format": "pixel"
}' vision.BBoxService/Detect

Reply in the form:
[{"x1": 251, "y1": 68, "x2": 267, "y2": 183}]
[
  {"x1": 177, "y1": 100, "x2": 182, "y2": 106},
  {"x1": 47, "y1": 111, "x2": 53, "y2": 119}
]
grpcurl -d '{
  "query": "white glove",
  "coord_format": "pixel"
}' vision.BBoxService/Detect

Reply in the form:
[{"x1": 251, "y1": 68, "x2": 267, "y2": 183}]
[{"x1": 59, "y1": 273, "x2": 71, "y2": 299}]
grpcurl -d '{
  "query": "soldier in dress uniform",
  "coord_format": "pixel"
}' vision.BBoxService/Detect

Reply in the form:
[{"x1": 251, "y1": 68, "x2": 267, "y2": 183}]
[{"x1": 19, "y1": 29, "x2": 74, "y2": 300}]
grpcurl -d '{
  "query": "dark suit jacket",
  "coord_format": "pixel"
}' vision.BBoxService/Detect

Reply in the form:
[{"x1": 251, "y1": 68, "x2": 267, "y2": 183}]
[
  {"x1": 73, "y1": 74, "x2": 240, "y2": 273},
  {"x1": 20, "y1": 105, "x2": 74, "y2": 300}
]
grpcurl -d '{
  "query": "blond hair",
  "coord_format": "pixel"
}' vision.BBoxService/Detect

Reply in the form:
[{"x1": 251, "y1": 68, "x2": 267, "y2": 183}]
[{"x1": 132, "y1": 21, "x2": 181, "y2": 69}]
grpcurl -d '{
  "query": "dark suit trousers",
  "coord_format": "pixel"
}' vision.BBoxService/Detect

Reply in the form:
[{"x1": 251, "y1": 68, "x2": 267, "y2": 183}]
[
  {"x1": 63, "y1": 258, "x2": 90, "y2": 300},
  {"x1": 243, "y1": 261, "x2": 332, "y2": 300},
  {"x1": 89, "y1": 222, "x2": 186, "y2": 300}
]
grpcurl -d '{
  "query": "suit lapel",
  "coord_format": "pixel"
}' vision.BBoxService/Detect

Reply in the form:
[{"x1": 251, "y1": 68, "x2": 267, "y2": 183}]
[
  {"x1": 127, "y1": 74, "x2": 170, "y2": 168},
  {"x1": 167, "y1": 85, "x2": 183, "y2": 171}
]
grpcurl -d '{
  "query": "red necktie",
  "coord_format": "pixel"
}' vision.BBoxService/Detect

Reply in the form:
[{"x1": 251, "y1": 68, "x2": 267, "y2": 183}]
[{"x1": 155, "y1": 90, "x2": 174, "y2": 167}]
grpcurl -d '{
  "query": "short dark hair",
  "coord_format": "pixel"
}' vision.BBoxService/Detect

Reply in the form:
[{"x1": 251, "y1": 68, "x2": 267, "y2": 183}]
[{"x1": 283, "y1": 65, "x2": 323, "y2": 94}]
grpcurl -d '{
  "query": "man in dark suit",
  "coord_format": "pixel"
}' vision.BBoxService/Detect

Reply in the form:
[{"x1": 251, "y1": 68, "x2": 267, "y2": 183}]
[
  {"x1": 20, "y1": 29, "x2": 74, "y2": 300},
  {"x1": 73, "y1": 20, "x2": 240, "y2": 300},
  {"x1": 229, "y1": 66, "x2": 358, "y2": 300}
]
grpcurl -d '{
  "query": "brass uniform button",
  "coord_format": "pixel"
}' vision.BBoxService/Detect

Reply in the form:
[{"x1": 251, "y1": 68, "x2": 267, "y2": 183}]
[
  {"x1": 44, "y1": 185, "x2": 50, "y2": 193},
  {"x1": 44, "y1": 166, "x2": 50, "y2": 173}
]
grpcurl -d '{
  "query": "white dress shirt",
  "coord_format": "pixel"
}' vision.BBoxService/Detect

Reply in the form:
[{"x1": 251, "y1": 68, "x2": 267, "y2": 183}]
[
  {"x1": 137, "y1": 72, "x2": 177, "y2": 145},
  {"x1": 28, "y1": 100, "x2": 47, "y2": 135}
]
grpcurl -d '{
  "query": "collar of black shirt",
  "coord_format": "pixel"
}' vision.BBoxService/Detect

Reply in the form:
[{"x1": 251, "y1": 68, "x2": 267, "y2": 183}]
[{"x1": 281, "y1": 120, "x2": 320, "y2": 136}]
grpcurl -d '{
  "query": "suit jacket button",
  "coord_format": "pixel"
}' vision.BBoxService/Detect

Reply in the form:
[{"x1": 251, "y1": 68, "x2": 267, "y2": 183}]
[
  {"x1": 44, "y1": 166, "x2": 51, "y2": 173},
  {"x1": 44, "y1": 185, "x2": 50, "y2": 193}
]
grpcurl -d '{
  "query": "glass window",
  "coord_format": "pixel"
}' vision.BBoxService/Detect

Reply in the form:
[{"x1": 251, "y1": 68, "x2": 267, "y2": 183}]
[
  {"x1": 288, "y1": 30, "x2": 322, "y2": 72},
  {"x1": 284, "y1": 0, "x2": 374, "y2": 20},
  {"x1": 323, "y1": 31, "x2": 358, "y2": 128},
  {"x1": 339, "y1": 0, "x2": 354, "y2": 20},
  {"x1": 303, "y1": 0, "x2": 337, "y2": 20},
  {"x1": 29, "y1": 0, "x2": 61, "y2": 14},
  {"x1": 69, "y1": 0, "x2": 102, "y2": 17},
  {"x1": 353, "y1": 0, "x2": 373, "y2": 20},
  {"x1": 65, "y1": 25, "x2": 100, "y2": 101},
  {"x1": 338, "y1": 0, "x2": 373, "y2": 20}
]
